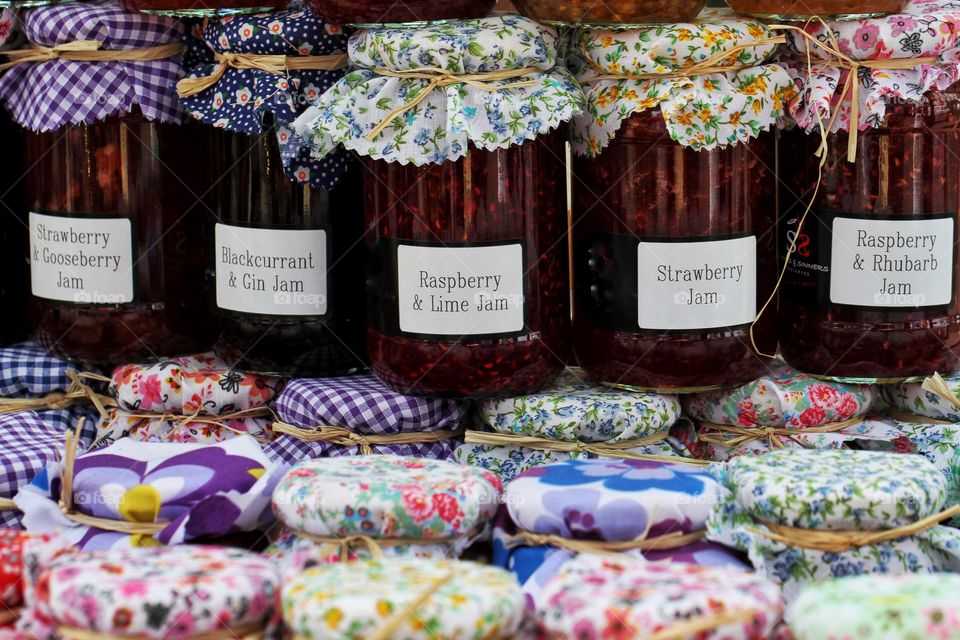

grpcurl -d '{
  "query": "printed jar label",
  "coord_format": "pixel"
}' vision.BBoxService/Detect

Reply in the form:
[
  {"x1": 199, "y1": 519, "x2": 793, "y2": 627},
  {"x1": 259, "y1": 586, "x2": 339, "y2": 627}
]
[
  {"x1": 396, "y1": 243, "x2": 525, "y2": 336},
  {"x1": 29, "y1": 211, "x2": 134, "y2": 304},
  {"x1": 216, "y1": 224, "x2": 327, "y2": 316},
  {"x1": 637, "y1": 236, "x2": 757, "y2": 330},
  {"x1": 830, "y1": 216, "x2": 954, "y2": 308}
]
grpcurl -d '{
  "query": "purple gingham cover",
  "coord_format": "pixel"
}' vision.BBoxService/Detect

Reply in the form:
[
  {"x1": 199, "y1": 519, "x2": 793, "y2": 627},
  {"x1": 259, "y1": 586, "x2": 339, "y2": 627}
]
[
  {"x1": 264, "y1": 374, "x2": 466, "y2": 464},
  {"x1": 0, "y1": 0, "x2": 184, "y2": 131},
  {"x1": 0, "y1": 412, "x2": 62, "y2": 529}
]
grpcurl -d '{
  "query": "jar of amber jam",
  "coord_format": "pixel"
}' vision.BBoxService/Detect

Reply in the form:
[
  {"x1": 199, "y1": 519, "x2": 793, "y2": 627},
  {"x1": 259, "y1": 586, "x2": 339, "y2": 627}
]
[
  {"x1": 779, "y1": 86, "x2": 960, "y2": 382},
  {"x1": 212, "y1": 128, "x2": 367, "y2": 377},
  {"x1": 119, "y1": 0, "x2": 287, "y2": 16},
  {"x1": 725, "y1": 0, "x2": 908, "y2": 20},
  {"x1": 305, "y1": 0, "x2": 494, "y2": 26},
  {"x1": 24, "y1": 114, "x2": 215, "y2": 364},
  {"x1": 513, "y1": 0, "x2": 706, "y2": 26}
]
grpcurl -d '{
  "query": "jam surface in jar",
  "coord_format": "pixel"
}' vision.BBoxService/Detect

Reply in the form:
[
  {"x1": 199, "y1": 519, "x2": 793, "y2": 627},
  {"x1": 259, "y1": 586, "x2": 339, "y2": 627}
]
[
  {"x1": 305, "y1": 0, "x2": 494, "y2": 26},
  {"x1": 725, "y1": 0, "x2": 908, "y2": 20},
  {"x1": 513, "y1": 0, "x2": 705, "y2": 25},
  {"x1": 779, "y1": 86, "x2": 960, "y2": 381},
  {"x1": 366, "y1": 133, "x2": 570, "y2": 398},
  {"x1": 573, "y1": 109, "x2": 777, "y2": 392},
  {"x1": 212, "y1": 129, "x2": 367, "y2": 377},
  {"x1": 25, "y1": 114, "x2": 215, "y2": 364},
  {"x1": 119, "y1": 0, "x2": 287, "y2": 16}
]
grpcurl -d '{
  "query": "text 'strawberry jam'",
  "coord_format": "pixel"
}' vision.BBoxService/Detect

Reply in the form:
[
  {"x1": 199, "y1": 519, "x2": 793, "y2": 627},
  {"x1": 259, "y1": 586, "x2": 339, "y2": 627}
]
[
  {"x1": 305, "y1": 0, "x2": 494, "y2": 26},
  {"x1": 366, "y1": 133, "x2": 570, "y2": 398},
  {"x1": 779, "y1": 87, "x2": 960, "y2": 382},
  {"x1": 725, "y1": 0, "x2": 908, "y2": 20}
]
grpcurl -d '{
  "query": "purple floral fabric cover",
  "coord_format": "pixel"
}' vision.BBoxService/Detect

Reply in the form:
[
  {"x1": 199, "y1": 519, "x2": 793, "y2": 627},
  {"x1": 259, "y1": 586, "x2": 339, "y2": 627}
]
[
  {"x1": 180, "y1": 9, "x2": 350, "y2": 189},
  {"x1": 781, "y1": 0, "x2": 960, "y2": 134},
  {"x1": 15, "y1": 435, "x2": 280, "y2": 550},
  {"x1": 0, "y1": 0, "x2": 185, "y2": 131},
  {"x1": 0, "y1": 413, "x2": 62, "y2": 530},
  {"x1": 265, "y1": 375, "x2": 465, "y2": 465}
]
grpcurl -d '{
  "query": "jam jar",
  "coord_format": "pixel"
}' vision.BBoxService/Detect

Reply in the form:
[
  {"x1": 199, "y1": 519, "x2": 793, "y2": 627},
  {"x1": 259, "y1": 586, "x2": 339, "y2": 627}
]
[
  {"x1": 513, "y1": 0, "x2": 706, "y2": 26},
  {"x1": 573, "y1": 109, "x2": 777, "y2": 392},
  {"x1": 366, "y1": 132, "x2": 570, "y2": 398},
  {"x1": 25, "y1": 113, "x2": 215, "y2": 364},
  {"x1": 779, "y1": 86, "x2": 960, "y2": 382},
  {"x1": 119, "y1": 0, "x2": 287, "y2": 16},
  {"x1": 211, "y1": 127, "x2": 367, "y2": 377},
  {"x1": 305, "y1": 0, "x2": 494, "y2": 26},
  {"x1": 0, "y1": 113, "x2": 27, "y2": 346},
  {"x1": 725, "y1": 0, "x2": 908, "y2": 20}
]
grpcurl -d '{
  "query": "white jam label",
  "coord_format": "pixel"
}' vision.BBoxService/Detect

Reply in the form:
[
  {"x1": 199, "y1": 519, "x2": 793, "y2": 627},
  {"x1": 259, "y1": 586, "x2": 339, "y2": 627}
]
[
  {"x1": 30, "y1": 211, "x2": 134, "y2": 304},
  {"x1": 216, "y1": 224, "x2": 328, "y2": 316},
  {"x1": 637, "y1": 236, "x2": 757, "y2": 331},
  {"x1": 397, "y1": 243, "x2": 525, "y2": 336},
  {"x1": 830, "y1": 217, "x2": 954, "y2": 308}
]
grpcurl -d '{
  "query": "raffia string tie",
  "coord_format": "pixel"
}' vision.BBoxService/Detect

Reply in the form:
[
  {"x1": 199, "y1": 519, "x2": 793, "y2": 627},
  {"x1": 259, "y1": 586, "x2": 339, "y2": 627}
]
[
  {"x1": 59, "y1": 620, "x2": 266, "y2": 640},
  {"x1": 0, "y1": 498, "x2": 17, "y2": 512},
  {"x1": 0, "y1": 40, "x2": 184, "y2": 71},
  {"x1": 504, "y1": 528, "x2": 706, "y2": 554},
  {"x1": 366, "y1": 571, "x2": 455, "y2": 640},
  {"x1": 697, "y1": 417, "x2": 861, "y2": 449},
  {"x1": 175, "y1": 50, "x2": 348, "y2": 98},
  {"x1": 886, "y1": 408, "x2": 954, "y2": 426},
  {"x1": 292, "y1": 530, "x2": 466, "y2": 563},
  {"x1": 272, "y1": 422, "x2": 465, "y2": 455},
  {"x1": 751, "y1": 503, "x2": 960, "y2": 553},
  {"x1": 0, "y1": 369, "x2": 115, "y2": 417},
  {"x1": 91, "y1": 405, "x2": 277, "y2": 449},
  {"x1": 921, "y1": 372, "x2": 960, "y2": 411},
  {"x1": 366, "y1": 65, "x2": 541, "y2": 141}
]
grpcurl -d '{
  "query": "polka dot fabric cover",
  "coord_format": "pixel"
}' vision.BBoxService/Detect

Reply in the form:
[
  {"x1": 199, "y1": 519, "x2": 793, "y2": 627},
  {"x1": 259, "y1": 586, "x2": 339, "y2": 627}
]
[{"x1": 180, "y1": 8, "x2": 350, "y2": 189}]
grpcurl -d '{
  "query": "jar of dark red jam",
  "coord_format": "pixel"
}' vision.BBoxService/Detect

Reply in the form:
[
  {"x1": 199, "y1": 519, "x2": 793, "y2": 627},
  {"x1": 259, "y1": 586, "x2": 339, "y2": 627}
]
[
  {"x1": 0, "y1": 112, "x2": 27, "y2": 346},
  {"x1": 779, "y1": 86, "x2": 960, "y2": 382},
  {"x1": 211, "y1": 128, "x2": 367, "y2": 377},
  {"x1": 25, "y1": 114, "x2": 215, "y2": 364},
  {"x1": 366, "y1": 132, "x2": 570, "y2": 398},
  {"x1": 573, "y1": 109, "x2": 777, "y2": 392},
  {"x1": 513, "y1": 0, "x2": 706, "y2": 26},
  {"x1": 725, "y1": 0, "x2": 908, "y2": 20},
  {"x1": 305, "y1": 0, "x2": 494, "y2": 26},
  {"x1": 119, "y1": 0, "x2": 287, "y2": 16}
]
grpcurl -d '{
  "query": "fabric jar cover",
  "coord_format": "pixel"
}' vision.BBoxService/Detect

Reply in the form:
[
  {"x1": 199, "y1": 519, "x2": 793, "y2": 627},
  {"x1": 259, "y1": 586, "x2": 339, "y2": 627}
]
[
  {"x1": 0, "y1": 413, "x2": 63, "y2": 530},
  {"x1": 788, "y1": 573, "x2": 960, "y2": 640},
  {"x1": 780, "y1": 1, "x2": 960, "y2": 135},
  {"x1": 0, "y1": 9, "x2": 23, "y2": 51},
  {"x1": 15, "y1": 435, "x2": 279, "y2": 550},
  {"x1": 569, "y1": 9, "x2": 794, "y2": 156},
  {"x1": 537, "y1": 554, "x2": 784, "y2": 639},
  {"x1": 0, "y1": 529, "x2": 65, "y2": 619},
  {"x1": 179, "y1": 9, "x2": 350, "y2": 189},
  {"x1": 288, "y1": 15, "x2": 584, "y2": 166},
  {"x1": 283, "y1": 558, "x2": 525, "y2": 640},
  {"x1": 33, "y1": 546, "x2": 280, "y2": 640},
  {"x1": 883, "y1": 373, "x2": 960, "y2": 422},
  {"x1": 707, "y1": 449, "x2": 960, "y2": 603},
  {"x1": 0, "y1": 0, "x2": 185, "y2": 131},
  {"x1": 97, "y1": 354, "x2": 282, "y2": 445},
  {"x1": 265, "y1": 375, "x2": 466, "y2": 465}
]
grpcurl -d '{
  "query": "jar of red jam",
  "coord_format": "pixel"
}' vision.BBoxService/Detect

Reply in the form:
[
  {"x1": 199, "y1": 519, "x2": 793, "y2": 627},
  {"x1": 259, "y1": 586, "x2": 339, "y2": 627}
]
[
  {"x1": 288, "y1": 16, "x2": 583, "y2": 396},
  {"x1": 0, "y1": 113, "x2": 27, "y2": 346},
  {"x1": 725, "y1": 0, "x2": 908, "y2": 20},
  {"x1": 119, "y1": 0, "x2": 287, "y2": 17},
  {"x1": 305, "y1": 0, "x2": 494, "y2": 26},
  {"x1": 569, "y1": 20, "x2": 793, "y2": 392},
  {"x1": 513, "y1": 0, "x2": 706, "y2": 26}
]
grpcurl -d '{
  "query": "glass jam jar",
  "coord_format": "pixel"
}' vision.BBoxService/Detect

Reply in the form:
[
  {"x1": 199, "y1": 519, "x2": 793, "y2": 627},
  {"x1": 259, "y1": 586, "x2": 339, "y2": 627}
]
[
  {"x1": 118, "y1": 0, "x2": 287, "y2": 16},
  {"x1": 779, "y1": 86, "x2": 960, "y2": 382},
  {"x1": 725, "y1": 0, "x2": 908, "y2": 20},
  {"x1": 305, "y1": 0, "x2": 494, "y2": 26},
  {"x1": 1, "y1": 112, "x2": 28, "y2": 346},
  {"x1": 366, "y1": 132, "x2": 570, "y2": 398},
  {"x1": 513, "y1": 0, "x2": 706, "y2": 25},
  {"x1": 573, "y1": 109, "x2": 777, "y2": 392},
  {"x1": 25, "y1": 113, "x2": 215, "y2": 364},
  {"x1": 211, "y1": 127, "x2": 367, "y2": 377}
]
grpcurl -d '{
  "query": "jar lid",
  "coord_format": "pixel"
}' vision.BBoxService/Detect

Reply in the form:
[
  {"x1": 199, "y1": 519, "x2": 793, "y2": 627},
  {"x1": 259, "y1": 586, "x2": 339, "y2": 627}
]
[
  {"x1": 0, "y1": 0, "x2": 185, "y2": 131},
  {"x1": 0, "y1": 413, "x2": 61, "y2": 530},
  {"x1": 271, "y1": 455, "x2": 502, "y2": 538},
  {"x1": 683, "y1": 362, "x2": 876, "y2": 429},
  {"x1": 721, "y1": 449, "x2": 947, "y2": 529},
  {"x1": 570, "y1": 9, "x2": 794, "y2": 156},
  {"x1": 282, "y1": 559, "x2": 525, "y2": 640},
  {"x1": 883, "y1": 372, "x2": 960, "y2": 422},
  {"x1": 289, "y1": 15, "x2": 584, "y2": 166},
  {"x1": 781, "y1": 0, "x2": 960, "y2": 135},
  {"x1": 788, "y1": 573, "x2": 960, "y2": 640},
  {"x1": 179, "y1": 8, "x2": 352, "y2": 189},
  {"x1": 37, "y1": 546, "x2": 280, "y2": 639},
  {"x1": 537, "y1": 554, "x2": 784, "y2": 638}
]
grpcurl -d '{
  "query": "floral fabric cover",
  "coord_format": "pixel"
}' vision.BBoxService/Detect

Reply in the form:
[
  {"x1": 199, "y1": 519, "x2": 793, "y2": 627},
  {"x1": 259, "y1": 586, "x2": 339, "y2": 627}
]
[
  {"x1": 289, "y1": 15, "x2": 583, "y2": 166},
  {"x1": 0, "y1": 0, "x2": 185, "y2": 131},
  {"x1": 96, "y1": 355, "x2": 281, "y2": 445},
  {"x1": 283, "y1": 559, "x2": 525, "y2": 640},
  {"x1": 536, "y1": 554, "x2": 784, "y2": 639},
  {"x1": 34, "y1": 546, "x2": 280, "y2": 640},
  {"x1": 0, "y1": 530, "x2": 60, "y2": 615},
  {"x1": 16, "y1": 436, "x2": 280, "y2": 550},
  {"x1": 883, "y1": 374, "x2": 960, "y2": 422},
  {"x1": 0, "y1": 9, "x2": 23, "y2": 51},
  {"x1": 781, "y1": 0, "x2": 960, "y2": 134},
  {"x1": 180, "y1": 9, "x2": 350, "y2": 189},
  {"x1": 266, "y1": 374, "x2": 465, "y2": 464},
  {"x1": 570, "y1": 10, "x2": 794, "y2": 155},
  {"x1": 707, "y1": 449, "x2": 960, "y2": 602},
  {"x1": 788, "y1": 573, "x2": 960, "y2": 640}
]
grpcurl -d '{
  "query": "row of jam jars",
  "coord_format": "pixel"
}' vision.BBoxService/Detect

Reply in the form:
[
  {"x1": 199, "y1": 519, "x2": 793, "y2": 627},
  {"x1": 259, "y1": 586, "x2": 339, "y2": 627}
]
[
  {"x1": 288, "y1": 15, "x2": 584, "y2": 396},
  {"x1": 776, "y1": 10, "x2": 960, "y2": 382},
  {"x1": 568, "y1": 18, "x2": 794, "y2": 392}
]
